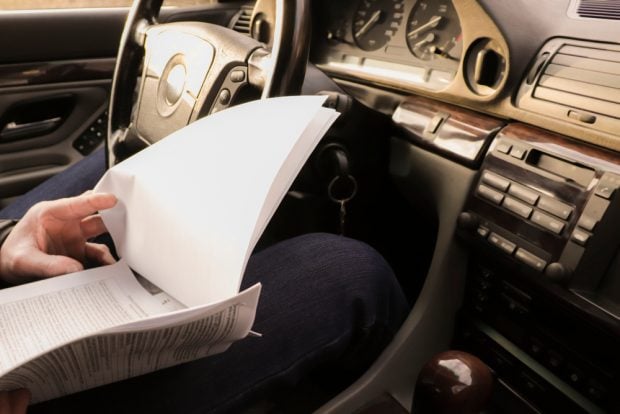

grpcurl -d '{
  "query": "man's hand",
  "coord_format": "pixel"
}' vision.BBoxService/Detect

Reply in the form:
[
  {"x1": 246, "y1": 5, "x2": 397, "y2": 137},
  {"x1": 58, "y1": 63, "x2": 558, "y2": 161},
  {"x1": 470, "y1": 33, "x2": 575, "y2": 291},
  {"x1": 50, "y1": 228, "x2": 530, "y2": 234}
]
[
  {"x1": 0, "y1": 192, "x2": 117, "y2": 285},
  {"x1": 0, "y1": 389, "x2": 30, "y2": 414}
]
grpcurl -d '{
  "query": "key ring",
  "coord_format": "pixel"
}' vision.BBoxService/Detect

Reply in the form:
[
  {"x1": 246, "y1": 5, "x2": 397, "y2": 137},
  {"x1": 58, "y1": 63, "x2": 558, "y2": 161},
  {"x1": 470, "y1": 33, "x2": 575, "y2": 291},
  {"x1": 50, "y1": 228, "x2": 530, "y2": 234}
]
[{"x1": 328, "y1": 174, "x2": 358, "y2": 203}]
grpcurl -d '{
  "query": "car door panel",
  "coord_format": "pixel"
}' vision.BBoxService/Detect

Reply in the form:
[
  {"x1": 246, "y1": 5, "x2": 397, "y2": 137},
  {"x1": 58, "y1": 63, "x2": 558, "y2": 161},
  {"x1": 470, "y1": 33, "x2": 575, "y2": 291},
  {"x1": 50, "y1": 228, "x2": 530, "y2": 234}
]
[
  {"x1": 0, "y1": 4, "x2": 241, "y2": 207},
  {"x1": 0, "y1": 82, "x2": 109, "y2": 205}
]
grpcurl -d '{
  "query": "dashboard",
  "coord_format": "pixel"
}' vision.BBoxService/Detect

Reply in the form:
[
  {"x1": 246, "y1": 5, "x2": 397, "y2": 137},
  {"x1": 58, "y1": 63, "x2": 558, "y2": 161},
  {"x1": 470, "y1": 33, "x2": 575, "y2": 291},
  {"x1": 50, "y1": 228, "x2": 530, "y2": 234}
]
[
  {"x1": 311, "y1": 0, "x2": 620, "y2": 152},
  {"x1": 315, "y1": 0, "x2": 464, "y2": 91}
]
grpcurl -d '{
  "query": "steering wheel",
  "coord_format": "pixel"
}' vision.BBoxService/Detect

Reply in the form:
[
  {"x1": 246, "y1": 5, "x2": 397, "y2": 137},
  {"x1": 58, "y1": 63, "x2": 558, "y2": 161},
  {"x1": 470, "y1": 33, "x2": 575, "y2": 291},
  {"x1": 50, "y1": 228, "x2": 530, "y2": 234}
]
[{"x1": 106, "y1": 0, "x2": 311, "y2": 168}]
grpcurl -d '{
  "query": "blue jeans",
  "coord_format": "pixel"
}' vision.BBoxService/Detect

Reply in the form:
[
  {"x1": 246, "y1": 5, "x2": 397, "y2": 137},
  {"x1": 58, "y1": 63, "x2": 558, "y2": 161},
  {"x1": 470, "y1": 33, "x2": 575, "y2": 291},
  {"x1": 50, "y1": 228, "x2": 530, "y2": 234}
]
[
  {"x1": 0, "y1": 149, "x2": 107, "y2": 219},
  {"x1": 1, "y1": 149, "x2": 409, "y2": 413}
]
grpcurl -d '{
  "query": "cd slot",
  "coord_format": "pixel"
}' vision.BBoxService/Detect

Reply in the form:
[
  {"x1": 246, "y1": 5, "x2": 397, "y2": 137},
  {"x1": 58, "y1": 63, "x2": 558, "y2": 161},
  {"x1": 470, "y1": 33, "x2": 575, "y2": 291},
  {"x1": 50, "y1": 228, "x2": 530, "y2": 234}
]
[{"x1": 526, "y1": 149, "x2": 595, "y2": 187}]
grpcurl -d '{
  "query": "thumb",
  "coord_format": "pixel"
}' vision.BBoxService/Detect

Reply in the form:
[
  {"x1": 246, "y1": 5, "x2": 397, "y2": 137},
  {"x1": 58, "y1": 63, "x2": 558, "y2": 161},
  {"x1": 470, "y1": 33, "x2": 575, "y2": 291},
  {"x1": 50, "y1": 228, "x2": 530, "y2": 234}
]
[
  {"x1": 10, "y1": 389, "x2": 30, "y2": 414},
  {"x1": 18, "y1": 249, "x2": 84, "y2": 278}
]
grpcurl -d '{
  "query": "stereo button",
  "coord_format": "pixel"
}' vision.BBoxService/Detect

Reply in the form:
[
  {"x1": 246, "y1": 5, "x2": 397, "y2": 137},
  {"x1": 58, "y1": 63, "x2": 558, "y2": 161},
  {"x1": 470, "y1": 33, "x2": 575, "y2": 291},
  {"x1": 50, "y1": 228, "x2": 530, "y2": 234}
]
[
  {"x1": 482, "y1": 171, "x2": 510, "y2": 191},
  {"x1": 508, "y1": 183, "x2": 539, "y2": 205},
  {"x1": 477, "y1": 226, "x2": 490, "y2": 238},
  {"x1": 496, "y1": 141, "x2": 512, "y2": 154},
  {"x1": 515, "y1": 248, "x2": 547, "y2": 271},
  {"x1": 488, "y1": 232, "x2": 516, "y2": 255},
  {"x1": 531, "y1": 211, "x2": 565, "y2": 234},
  {"x1": 577, "y1": 215, "x2": 597, "y2": 231},
  {"x1": 510, "y1": 146, "x2": 527, "y2": 160},
  {"x1": 477, "y1": 185, "x2": 504, "y2": 205},
  {"x1": 594, "y1": 173, "x2": 620, "y2": 199},
  {"x1": 537, "y1": 197, "x2": 573, "y2": 220},
  {"x1": 595, "y1": 185, "x2": 615, "y2": 199},
  {"x1": 503, "y1": 196, "x2": 533, "y2": 219},
  {"x1": 572, "y1": 229, "x2": 591, "y2": 246}
]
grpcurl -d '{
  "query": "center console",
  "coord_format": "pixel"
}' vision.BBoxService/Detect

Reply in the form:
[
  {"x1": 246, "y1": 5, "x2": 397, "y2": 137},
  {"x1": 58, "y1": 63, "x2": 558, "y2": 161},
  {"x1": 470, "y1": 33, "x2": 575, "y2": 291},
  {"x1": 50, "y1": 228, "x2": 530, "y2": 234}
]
[{"x1": 456, "y1": 124, "x2": 620, "y2": 413}]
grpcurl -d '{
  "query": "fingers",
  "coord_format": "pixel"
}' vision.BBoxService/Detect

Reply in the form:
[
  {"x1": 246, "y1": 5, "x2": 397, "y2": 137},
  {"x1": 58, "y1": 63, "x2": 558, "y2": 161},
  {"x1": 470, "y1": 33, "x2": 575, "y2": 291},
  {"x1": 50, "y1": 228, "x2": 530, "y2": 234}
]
[
  {"x1": 44, "y1": 192, "x2": 117, "y2": 221},
  {"x1": 10, "y1": 389, "x2": 30, "y2": 414},
  {"x1": 0, "y1": 389, "x2": 30, "y2": 414},
  {"x1": 9, "y1": 248, "x2": 84, "y2": 279},
  {"x1": 80, "y1": 215, "x2": 108, "y2": 239},
  {"x1": 1, "y1": 242, "x2": 113, "y2": 284},
  {"x1": 85, "y1": 243, "x2": 116, "y2": 266},
  {"x1": 0, "y1": 391, "x2": 9, "y2": 414}
]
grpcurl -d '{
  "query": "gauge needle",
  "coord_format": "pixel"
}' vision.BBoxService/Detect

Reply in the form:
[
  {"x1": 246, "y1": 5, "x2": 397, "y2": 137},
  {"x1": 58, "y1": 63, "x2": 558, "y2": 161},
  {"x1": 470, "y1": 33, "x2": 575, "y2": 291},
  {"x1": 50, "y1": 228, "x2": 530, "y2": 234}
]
[
  {"x1": 355, "y1": 10, "x2": 382, "y2": 39},
  {"x1": 434, "y1": 37, "x2": 459, "y2": 60},
  {"x1": 407, "y1": 15, "x2": 442, "y2": 38},
  {"x1": 415, "y1": 33, "x2": 436, "y2": 49}
]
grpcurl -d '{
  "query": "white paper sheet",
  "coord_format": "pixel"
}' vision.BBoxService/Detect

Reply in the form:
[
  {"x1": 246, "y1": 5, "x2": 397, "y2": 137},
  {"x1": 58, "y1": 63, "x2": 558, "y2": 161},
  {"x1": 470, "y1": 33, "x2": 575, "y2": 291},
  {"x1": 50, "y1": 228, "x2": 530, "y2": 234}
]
[
  {"x1": 95, "y1": 96, "x2": 338, "y2": 307},
  {"x1": 0, "y1": 260, "x2": 170, "y2": 375}
]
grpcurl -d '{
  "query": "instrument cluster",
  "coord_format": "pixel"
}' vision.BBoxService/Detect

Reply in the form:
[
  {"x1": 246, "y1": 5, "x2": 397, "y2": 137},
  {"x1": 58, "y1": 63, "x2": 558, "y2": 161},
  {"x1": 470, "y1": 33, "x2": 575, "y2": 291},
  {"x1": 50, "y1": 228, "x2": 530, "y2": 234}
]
[{"x1": 315, "y1": 0, "x2": 463, "y2": 91}]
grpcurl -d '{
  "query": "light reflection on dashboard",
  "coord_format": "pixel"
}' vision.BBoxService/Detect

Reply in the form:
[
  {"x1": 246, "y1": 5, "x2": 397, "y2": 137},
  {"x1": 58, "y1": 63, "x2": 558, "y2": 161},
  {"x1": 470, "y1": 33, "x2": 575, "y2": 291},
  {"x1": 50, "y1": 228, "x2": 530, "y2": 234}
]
[
  {"x1": 315, "y1": 0, "x2": 463, "y2": 91},
  {"x1": 322, "y1": 56, "x2": 454, "y2": 90}
]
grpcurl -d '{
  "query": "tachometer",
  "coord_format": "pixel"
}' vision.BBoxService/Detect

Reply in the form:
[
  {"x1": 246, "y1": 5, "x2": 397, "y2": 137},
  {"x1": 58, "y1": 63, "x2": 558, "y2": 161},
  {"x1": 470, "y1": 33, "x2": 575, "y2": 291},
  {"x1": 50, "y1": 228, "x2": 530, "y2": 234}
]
[
  {"x1": 406, "y1": 1, "x2": 462, "y2": 61},
  {"x1": 353, "y1": 0, "x2": 405, "y2": 52}
]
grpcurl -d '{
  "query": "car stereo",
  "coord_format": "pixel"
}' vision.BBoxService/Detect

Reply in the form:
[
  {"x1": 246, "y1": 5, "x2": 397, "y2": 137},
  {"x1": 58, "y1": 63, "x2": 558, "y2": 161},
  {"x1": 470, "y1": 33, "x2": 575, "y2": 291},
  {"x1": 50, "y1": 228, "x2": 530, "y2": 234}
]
[
  {"x1": 459, "y1": 124, "x2": 620, "y2": 311},
  {"x1": 457, "y1": 123, "x2": 620, "y2": 413}
]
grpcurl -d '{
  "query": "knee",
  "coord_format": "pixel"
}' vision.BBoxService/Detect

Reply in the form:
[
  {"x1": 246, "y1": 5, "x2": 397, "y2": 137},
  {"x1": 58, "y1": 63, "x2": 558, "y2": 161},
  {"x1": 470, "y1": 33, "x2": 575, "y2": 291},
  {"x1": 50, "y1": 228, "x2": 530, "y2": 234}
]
[
  {"x1": 292, "y1": 233, "x2": 394, "y2": 287},
  {"x1": 281, "y1": 233, "x2": 409, "y2": 324},
  {"x1": 246, "y1": 232, "x2": 409, "y2": 330}
]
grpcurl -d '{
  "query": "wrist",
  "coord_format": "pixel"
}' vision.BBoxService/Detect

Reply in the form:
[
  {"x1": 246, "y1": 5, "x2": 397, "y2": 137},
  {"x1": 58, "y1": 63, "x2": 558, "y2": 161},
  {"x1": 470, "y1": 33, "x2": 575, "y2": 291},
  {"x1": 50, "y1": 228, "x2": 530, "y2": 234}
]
[{"x1": 0, "y1": 219, "x2": 18, "y2": 287}]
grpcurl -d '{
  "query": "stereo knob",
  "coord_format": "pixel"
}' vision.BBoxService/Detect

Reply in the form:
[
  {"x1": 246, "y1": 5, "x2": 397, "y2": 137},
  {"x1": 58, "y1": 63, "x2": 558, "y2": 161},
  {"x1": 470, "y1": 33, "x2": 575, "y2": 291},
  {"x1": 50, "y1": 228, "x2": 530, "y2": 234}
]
[
  {"x1": 544, "y1": 262, "x2": 570, "y2": 284},
  {"x1": 458, "y1": 212, "x2": 479, "y2": 231}
]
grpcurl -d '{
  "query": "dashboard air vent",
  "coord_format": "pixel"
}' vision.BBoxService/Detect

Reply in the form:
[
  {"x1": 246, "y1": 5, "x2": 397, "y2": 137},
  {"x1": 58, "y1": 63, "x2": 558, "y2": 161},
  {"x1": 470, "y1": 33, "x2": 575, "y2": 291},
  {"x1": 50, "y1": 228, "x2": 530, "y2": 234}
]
[
  {"x1": 229, "y1": 4, "x2": 254, "y2": 36},
  {"x1": 577, "y1": 0, "x2": 620, "y2": 20},
  {"x1": 516, "y1": 39, "x2": 620, "y2": 137},
  {"x1": 532, "y1": 44, "x2": 620, "y2": 120}
]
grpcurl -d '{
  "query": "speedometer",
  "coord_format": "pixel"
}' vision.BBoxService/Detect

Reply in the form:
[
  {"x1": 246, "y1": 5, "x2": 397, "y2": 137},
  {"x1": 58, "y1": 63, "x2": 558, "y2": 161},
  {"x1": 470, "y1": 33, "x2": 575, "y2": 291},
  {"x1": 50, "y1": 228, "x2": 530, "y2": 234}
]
[
  {"x1": 406, "y1": 1, "x2": 462, "y2": 61},
  {"x1": 353, "y1": 0, "x2": 405, "y2": 52}
]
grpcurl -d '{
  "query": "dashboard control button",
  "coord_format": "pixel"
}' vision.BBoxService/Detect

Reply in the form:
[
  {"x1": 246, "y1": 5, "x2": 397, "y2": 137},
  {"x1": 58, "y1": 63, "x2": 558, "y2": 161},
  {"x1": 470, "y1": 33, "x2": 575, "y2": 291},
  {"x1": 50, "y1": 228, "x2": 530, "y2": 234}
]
[
  {"x1": 508, "y1": 183, "x2": 539, "y2": 205},
  {"x1": 515, "y1": 248, "x2": 547, "y2": 271},
  {"x1": 547, "y1": 350, "x2": 564, "y2": 369},
  {"x1": 568, "y1": 110, "x2": 596, "y2": 124},
  {"x1": 545, "y1": 262, "x2": 570, "y2": 283},
  {"x1": 531, "y1": 211, "x2": 565, "y2": 234},
  {"x1": 503, "y1": 196, "x2": 533, "y2": 219},
  {"x1": 477, "y1": 226, "x2": 490, "y2": 238},
  {"x1": 537, "y1": 197, "x2": 573, "y2": 220},
  {"x1": 477, "y1": 184, "x2": 504, "y2": 205},
  {"x1": 457, "y1": 211, "x2": 479, "y2": 231},
  {"x1": 425, "y1": 114, "x2": 444, "y2": 134},
  {"x1": 572, "y1": 229, "x2": 591, "y2": 246},
  {"x1": 495, "y1": 141, "x2": 512, "y2": 154},
  {"x1": 577, "y1": 215, "x2": 597, "y2": 231},
  {"x1": 488, "y1": 232, "x2": 516, "y2": 255},
  {"x1": 594, "y1": 175, "x2": 620, "y2": 199},
  {"x1": 566, "y1": 364, "x2": 584, "y2": 386},
  {"x1": 218, "y1": 88, "x2": 231, "y2": 105},
  {"x1": 230, "y1": 70, "x2": 246, "y2": 83},
  {"x1": 594, "y1": 185, "x2": 615, "y2": 199},
  {"x1": 510, "y1": 146, "x2": 527, "y2": 160},
  {"x1": 481, "y1": 171, "x2": 510, "y2": 191}
]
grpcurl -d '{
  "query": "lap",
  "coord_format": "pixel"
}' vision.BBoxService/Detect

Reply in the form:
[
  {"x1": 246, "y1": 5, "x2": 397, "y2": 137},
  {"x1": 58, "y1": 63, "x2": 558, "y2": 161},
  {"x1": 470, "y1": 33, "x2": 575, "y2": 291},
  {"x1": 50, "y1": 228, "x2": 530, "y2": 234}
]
[
  {"x1": 2, "y1": 148, "x2": 409, "y2": 413},
  {"x1": 31, "y1": 233, "x2": 408, "y2": 413}
]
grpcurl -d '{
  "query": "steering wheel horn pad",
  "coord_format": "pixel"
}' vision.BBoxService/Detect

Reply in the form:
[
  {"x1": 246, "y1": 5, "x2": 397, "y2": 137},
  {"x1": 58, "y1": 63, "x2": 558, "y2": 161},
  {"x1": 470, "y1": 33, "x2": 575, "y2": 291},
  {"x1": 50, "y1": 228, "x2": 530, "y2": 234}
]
[
  {"x1": 107, "y1": 0, "x2": 310, "y2": 167},
  {"x1": 137, "y1": 25, "x2": 218, "y2": 142}
]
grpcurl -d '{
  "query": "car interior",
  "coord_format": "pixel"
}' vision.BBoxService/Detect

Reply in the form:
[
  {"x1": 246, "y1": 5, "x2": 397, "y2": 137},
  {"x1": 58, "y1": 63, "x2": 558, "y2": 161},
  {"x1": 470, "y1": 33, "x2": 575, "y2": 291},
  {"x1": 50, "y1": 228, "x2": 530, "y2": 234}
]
[{"x1": 0, "y1": 0, "x2": 619, "y2": 412}]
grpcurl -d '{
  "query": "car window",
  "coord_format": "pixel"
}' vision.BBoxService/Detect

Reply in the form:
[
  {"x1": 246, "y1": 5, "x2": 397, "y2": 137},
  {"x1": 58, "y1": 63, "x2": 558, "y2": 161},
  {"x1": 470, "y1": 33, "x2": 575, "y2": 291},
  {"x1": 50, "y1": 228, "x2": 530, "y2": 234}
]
[{"x1": 0, "y1": 0, "x2": 215, "y2": 10}]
